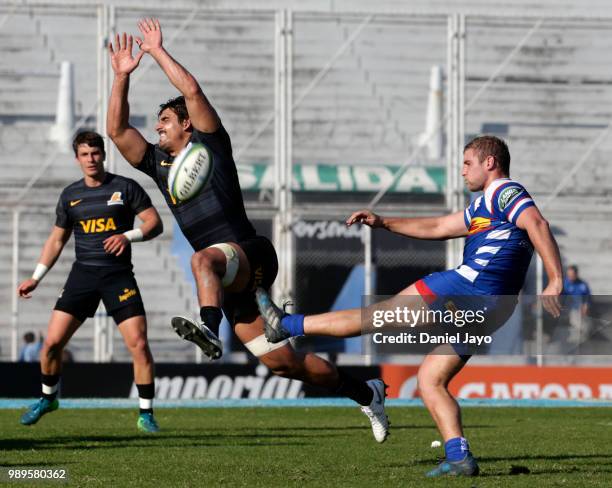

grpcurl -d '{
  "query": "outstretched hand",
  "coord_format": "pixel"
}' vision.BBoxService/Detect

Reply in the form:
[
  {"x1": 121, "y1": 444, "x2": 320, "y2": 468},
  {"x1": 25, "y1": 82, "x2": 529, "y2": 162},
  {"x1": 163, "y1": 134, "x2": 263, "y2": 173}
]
[
  {"x1": 135, "y1": 17, "x2": 163, "y2": 54},
  {"x1": 346, "y1": 209, "x2": 383, "y2": 228},
  {"x1": 108, "y1": 32, "x2": 144, "y2": 76}
]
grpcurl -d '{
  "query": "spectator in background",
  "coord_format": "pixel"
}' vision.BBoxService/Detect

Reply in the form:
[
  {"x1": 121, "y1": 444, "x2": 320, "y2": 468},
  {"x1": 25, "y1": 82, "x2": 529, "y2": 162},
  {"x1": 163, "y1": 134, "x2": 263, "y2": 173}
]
[
  {"x1": 563, "y1": 265, "x2": 592, "y2": 343},
  {"x1": 18, "y1": 332, "x2": 43, "y2": 362}
]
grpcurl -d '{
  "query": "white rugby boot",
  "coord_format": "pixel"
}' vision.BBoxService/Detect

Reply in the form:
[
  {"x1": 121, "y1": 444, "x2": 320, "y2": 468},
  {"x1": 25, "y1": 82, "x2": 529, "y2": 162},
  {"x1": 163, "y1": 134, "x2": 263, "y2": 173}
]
[{"x1": 360, "y1": 379, "x2": 390, "y2": 443}]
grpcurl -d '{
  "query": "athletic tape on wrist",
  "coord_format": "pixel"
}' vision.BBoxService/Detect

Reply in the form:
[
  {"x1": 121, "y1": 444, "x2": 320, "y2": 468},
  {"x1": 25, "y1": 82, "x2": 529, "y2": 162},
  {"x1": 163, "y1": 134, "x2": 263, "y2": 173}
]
[
  {"x1": 32, "y1": 263, "x2": 49, "y2": 282},
  {"x1": 123, "y1": 228, "x2": 144, "y2": 242}
]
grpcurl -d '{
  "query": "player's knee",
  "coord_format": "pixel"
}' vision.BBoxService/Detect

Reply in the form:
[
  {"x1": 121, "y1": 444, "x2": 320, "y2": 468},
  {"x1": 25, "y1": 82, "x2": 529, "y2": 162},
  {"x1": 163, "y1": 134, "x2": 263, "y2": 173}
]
[
  {"x1": 417, "y1": 369, "x2": 443, "y2": 396},
  {"x1": 191, "y1": 250, "x2": 224, "y2": 276},
  {"x1": 42, "y1": 340, "x2": 63, "y2": 360},
  {"x1": 128, "y1": 336, "x2": 149, "y2": 358},
  {"x1": 191, "y1": 251, "x2": 213, "y2": 273}
]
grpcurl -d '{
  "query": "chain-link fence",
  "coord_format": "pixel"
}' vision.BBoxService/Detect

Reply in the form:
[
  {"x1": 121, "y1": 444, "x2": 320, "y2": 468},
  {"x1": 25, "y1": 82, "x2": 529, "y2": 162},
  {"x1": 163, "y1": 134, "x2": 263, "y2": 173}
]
[{"x1": 2, "y1": 3, "x2": 612, "y2": 363}]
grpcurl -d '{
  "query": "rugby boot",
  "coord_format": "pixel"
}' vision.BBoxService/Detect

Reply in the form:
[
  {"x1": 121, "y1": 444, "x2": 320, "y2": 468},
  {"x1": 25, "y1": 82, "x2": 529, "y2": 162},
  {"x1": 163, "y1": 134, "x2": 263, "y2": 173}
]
[
  {"x1": 137, "y1": 412, "x2": 160, "y2": 433},
  {"x1": 20, "y1": 397, "x2": 59, "y2": 425},
  {"x1": 171, "y1": 316, "x2": 223, "y2": 360},
  {"x1": 255, "y1": 288, "x2": 291, "y2": 343},
  {"x1": 360, "y1": 379, "x2": 390, "y2": 443},
  {"x1": 426, "y1": 454, "x2": 480, "y2": 477}
]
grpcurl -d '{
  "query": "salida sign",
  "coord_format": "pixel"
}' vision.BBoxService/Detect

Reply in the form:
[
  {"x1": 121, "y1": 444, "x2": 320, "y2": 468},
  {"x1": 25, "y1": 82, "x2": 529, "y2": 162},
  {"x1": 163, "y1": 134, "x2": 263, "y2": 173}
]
[{"x1": 238, "y1": 163, "x2": 444, "y2": 193}]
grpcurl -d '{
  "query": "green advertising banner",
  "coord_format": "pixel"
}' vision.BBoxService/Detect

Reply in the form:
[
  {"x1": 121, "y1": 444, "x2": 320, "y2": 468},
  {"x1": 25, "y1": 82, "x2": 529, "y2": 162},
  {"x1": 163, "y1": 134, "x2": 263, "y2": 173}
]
[{"x1": 237, "y1": 164, "x2": 445, "y2": 193}]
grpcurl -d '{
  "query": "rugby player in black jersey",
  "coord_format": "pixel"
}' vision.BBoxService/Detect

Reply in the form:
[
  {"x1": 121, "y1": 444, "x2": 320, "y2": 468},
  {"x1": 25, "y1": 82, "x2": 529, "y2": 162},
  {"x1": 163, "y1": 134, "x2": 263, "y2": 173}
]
[
  {"x1": 17, "y1": 131, "x2": 163, "y2": 433},
  {"x1": 106, "y1": 19, "x2": 389, "y2": 441}
]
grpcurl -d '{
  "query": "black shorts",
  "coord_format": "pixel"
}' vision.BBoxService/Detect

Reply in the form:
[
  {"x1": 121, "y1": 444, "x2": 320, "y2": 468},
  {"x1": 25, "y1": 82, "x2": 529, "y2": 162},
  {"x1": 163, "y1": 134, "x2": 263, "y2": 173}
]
[
  {"x1": 222, "y1": 235, "x2": 278, "y2": 325},
  {"x1": 54, "y1": 262, "x2": 145, "y2": 325}
]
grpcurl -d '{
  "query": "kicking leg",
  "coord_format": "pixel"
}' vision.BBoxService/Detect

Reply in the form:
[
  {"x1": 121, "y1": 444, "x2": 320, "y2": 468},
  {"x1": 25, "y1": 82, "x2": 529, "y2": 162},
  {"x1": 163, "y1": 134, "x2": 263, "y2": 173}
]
[
  {"x1": 21, "y1": 310, "x2": 81, "y2": 425},
  {"x1": 256, "y1": 282, "x2": 425, "y2": 342}
]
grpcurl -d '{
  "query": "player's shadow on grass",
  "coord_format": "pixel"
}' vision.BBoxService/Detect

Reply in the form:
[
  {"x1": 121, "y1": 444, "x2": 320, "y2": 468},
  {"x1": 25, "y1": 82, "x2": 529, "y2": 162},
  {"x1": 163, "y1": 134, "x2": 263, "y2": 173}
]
[
  {"x1": 0, "y1": 434, "x2": 314, "y2": 452},
  {"x1": 409, "y1": 452, "x2": 612, "y2": 466},
  {"x1": 0, "y1": 461, "x2": 76, "y2": 467},
  {"x1": 270, "y1": 424, "x2": 493, "y2": 432},
  {"x1": 388, "y1": 454, "x2": 612, "y2": 477},
  {"x1": 477, "y1": 453, "x2": 612, "y2": 464},
  {"x1": 402, "y1": 451, "x2": 612, "y2": 477},
  {"x1": 477, "y1": 464, "x2": 612, "y2": 478}
]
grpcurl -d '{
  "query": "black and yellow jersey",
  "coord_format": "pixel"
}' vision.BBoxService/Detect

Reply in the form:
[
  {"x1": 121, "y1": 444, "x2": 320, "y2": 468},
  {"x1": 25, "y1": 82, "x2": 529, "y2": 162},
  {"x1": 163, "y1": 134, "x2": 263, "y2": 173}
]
[
  {"x1": 55, "y1": 173, "x2": 152, "y2": 268},
  {"x1": 136, "y1": 125, "x2": 256, "y2": 251}
]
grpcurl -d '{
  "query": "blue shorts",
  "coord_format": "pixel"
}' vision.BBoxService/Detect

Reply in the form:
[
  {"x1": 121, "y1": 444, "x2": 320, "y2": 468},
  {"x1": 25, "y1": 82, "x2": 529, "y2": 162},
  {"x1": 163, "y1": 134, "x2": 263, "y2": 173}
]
[
  {"x1": 415, "y1": 270, "x2": 517, "y2": 360},
  {"x1": 420, "y1": 270, "x2": 474, "y2": 296}
]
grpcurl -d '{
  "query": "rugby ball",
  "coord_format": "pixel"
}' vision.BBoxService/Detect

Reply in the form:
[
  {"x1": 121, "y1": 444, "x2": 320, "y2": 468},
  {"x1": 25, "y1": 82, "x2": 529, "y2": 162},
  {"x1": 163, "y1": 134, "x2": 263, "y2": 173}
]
[{"x1": 168, "y1": 142, "x2": 213, "y2": 202}]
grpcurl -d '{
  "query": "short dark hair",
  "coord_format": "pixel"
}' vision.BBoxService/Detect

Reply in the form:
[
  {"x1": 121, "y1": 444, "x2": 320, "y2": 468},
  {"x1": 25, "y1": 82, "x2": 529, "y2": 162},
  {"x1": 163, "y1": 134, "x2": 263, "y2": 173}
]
[
  {"x1": 23, "y1": 332, "x2": 35, "y2": 343},
  {"x1": 568, "y1": 265, "x2": 578, "y2": 274},
  {"x1": 464, "y1": 135, "x2": 511, "y2": 175},
  {"x1": 158, "y1": 96, "x2": 190, "y2": 123},
  {"x1": 72, "y1": 131, "x2": 105, "y2": 157}
]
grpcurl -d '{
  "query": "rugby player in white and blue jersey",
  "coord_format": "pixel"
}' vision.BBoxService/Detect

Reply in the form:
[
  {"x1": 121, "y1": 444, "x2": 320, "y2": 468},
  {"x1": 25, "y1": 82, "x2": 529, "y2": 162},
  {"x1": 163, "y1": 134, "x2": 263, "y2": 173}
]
[{"x1": 257, "y1": 135, "x2": 564, "y2": 477}]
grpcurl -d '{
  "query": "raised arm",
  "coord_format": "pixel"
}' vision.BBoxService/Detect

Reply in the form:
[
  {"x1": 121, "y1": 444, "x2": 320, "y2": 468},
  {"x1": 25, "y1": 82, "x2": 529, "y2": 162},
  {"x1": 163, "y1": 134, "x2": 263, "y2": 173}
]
[
  {"x1": 346, "y1": 209, "x2": 468, "y2": 240},
  {"x1": 17, "y1": 226, "x2": 72, "y2": 298},
  {"x1": 103, "y1": 206, "x2": 164, "y2": 257},
  {"x1": 107, "y1": 33, "x2": 149, "y2": 166},
  {"x1": 135, "y1": 18, "x2": 220, "y2": 133},
  {"x1": 516, "y1": 206, "x2": 563, "y2": 317}
]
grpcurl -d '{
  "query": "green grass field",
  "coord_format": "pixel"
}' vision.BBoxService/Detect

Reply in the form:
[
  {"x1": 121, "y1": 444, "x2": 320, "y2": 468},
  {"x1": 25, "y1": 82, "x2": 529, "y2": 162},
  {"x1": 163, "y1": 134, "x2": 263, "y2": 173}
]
[{"x1": 1, "y1": 407, "x2": 611, "y2": 487}]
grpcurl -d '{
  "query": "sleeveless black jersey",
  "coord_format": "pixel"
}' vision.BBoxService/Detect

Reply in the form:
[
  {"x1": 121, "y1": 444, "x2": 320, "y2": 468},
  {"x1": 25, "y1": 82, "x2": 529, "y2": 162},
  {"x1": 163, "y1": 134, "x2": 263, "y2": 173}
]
[
  {"x1": 136, "y1": 125, "x2": 256, "y2": 251},
  {"x1": 55, "y1": 173, "x2": 152, "y2": 268}
]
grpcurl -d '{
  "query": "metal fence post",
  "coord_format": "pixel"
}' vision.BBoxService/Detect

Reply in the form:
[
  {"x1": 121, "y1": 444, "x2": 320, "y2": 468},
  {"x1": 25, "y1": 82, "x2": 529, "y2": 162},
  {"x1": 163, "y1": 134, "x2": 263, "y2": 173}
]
[
  {"x1": 273, "y1": 9, "x2": 294, "y2": 305},
  {"x1": 11, "y1": 209, "x2": 20, "y2": 362},
  {"x1": 536, "y1": 254, "x2": 544, "y2": 367},
  {"x1": 363, "y1": 225, "x2": 373, "y2": 364},
  {"x1": 446, "y1": 14, "x2": 466, "y2": 269}
]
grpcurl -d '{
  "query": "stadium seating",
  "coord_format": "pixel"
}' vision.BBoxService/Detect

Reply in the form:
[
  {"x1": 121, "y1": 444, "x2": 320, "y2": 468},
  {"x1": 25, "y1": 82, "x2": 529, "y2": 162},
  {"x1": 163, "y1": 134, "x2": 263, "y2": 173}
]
[
  {"x1": 0, "y1": 209, "x2": 198, "y2": 361},
  {"x1": 2, "y1": 5, "x2": 612, "y2": 361}
]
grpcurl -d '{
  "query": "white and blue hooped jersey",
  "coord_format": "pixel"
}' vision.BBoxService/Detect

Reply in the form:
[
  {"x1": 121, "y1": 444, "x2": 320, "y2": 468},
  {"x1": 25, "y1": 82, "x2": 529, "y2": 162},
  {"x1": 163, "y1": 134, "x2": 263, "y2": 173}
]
[{"x1": 457, "y1": 178, "x2": 536, "y2": 294}]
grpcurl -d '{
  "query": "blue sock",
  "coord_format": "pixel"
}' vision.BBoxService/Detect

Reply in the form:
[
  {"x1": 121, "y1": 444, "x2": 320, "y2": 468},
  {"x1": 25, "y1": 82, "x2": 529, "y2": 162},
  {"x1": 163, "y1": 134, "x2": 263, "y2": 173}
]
[
  {"x1": 281, "y1": 314, "x2": 305, "y2": 337},
  {"x1": 445, "y1": 437, "x2": 471, "y2": 462}
]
